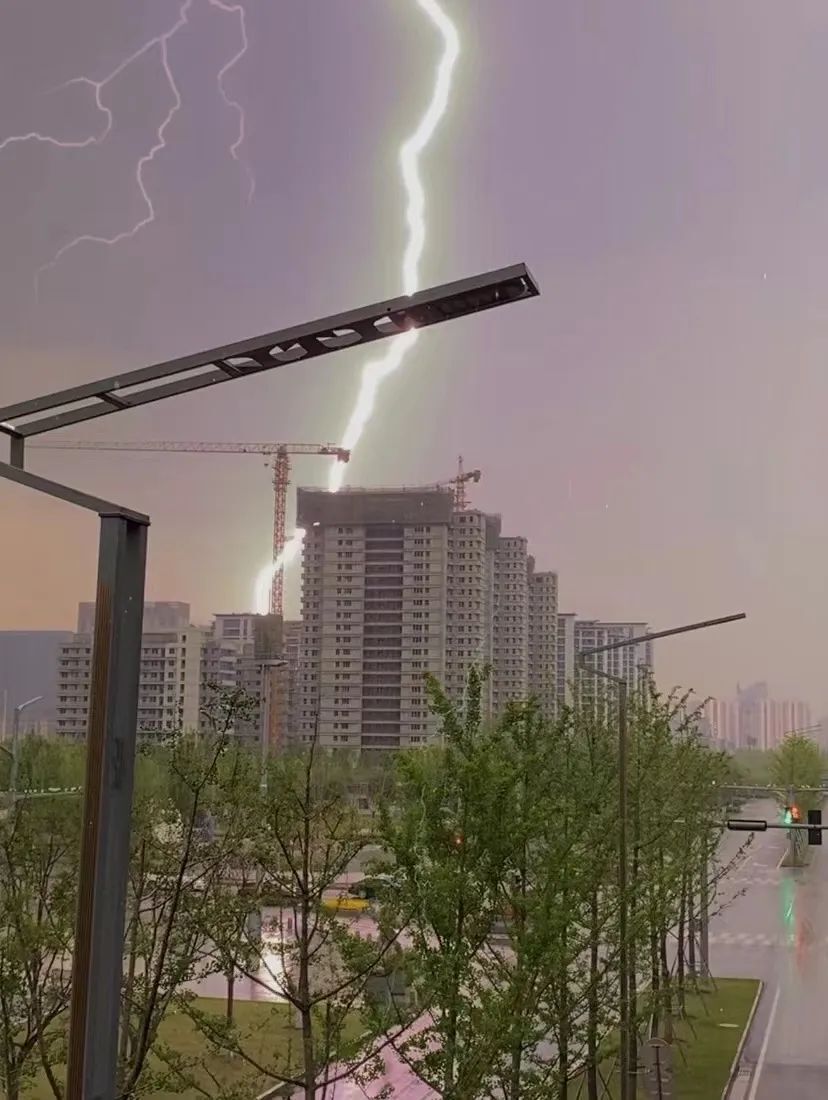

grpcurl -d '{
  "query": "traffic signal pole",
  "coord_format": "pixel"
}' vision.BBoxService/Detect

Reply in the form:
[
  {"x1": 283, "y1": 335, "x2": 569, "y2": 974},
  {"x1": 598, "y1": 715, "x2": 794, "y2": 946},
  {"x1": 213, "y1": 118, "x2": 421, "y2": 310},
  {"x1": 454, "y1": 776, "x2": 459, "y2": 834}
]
[{"x1": 726, "y1": 816, "x2": 823, "y2": 839}]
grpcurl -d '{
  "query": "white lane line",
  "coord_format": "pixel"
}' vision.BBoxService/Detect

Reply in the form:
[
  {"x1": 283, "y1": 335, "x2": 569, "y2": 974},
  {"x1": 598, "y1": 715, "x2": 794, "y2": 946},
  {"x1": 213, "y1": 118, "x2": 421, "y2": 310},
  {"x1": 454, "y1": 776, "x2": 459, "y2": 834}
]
[{"x1": 746, "y1": 986, "x2": 781, "y2": 1100}]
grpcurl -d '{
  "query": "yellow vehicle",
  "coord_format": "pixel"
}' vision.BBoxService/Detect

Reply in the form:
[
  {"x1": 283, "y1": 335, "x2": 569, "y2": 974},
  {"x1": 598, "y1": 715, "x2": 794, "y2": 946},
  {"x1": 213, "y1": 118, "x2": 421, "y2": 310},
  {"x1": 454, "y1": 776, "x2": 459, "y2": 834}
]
[{"x1": 322, "y1": 895, "x2": 370, "y2": 913}]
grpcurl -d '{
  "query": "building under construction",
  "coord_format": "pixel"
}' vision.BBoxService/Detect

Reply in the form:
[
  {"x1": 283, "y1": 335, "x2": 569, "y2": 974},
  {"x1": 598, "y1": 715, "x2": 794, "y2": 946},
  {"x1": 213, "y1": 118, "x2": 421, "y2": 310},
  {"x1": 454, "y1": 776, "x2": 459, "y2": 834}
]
[{"x1": 294, "y1": 483, "x2": 560, "y2": 751}]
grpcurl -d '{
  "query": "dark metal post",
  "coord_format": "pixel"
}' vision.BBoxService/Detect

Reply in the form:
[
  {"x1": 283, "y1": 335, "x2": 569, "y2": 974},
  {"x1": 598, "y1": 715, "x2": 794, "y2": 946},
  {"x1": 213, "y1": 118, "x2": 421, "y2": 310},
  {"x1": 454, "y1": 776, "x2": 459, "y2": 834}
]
[
  {"x1": 66, "y1": 514, "x2": 148, "y2": 1100},
  {"x1": 8, "y1": 433, "x2": 24, "y2": 468},
  {"x1": 617, "y1": 680, "x2": 632, "y2": 1100},
  {"x1": 699, "y1": 845, "x2": 710, "y2": 978},
  {"x1": 9, "y1": 706, "x2": 21, "y2": 801}
]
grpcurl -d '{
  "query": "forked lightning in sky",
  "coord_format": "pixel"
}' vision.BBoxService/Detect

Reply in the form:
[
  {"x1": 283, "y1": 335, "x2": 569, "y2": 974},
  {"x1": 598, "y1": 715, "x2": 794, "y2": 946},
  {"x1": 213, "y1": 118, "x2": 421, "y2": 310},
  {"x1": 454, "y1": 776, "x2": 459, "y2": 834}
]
[
  {"x1": 0, "y1": 0, "x2": 251, "y2": 296},
  {"x1": 1, "y1": 0, "x2": 459, "y2": 618},
  {"x1": 254, "y1": 0, "x2": 460, "y2": 614}
]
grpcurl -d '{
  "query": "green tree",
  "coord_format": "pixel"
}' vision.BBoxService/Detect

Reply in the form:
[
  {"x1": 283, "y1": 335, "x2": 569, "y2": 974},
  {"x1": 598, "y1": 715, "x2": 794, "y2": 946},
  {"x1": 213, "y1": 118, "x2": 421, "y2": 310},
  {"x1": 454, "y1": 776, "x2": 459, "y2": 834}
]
[
  {"x1": 375, "y1": 668, "x2": 516, "y2": 1100},
  {"x1": 0, "y1": 795, "x2": 80, "y2": 1100},
  {"x1": 116, "y1": 691, "x2": 258, "y2": 1098},
  {"x1": 771, "y1": 733, "x2": 824, "y2": 812},
  {"x1": 172, "y1": 734, "x2": 403, "y2": 1100}
]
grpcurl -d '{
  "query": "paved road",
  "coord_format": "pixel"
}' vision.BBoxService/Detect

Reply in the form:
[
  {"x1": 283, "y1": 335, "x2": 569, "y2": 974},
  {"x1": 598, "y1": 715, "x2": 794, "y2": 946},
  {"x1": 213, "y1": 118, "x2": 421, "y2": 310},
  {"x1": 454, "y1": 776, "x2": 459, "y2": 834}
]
[{"x1": 709, "y1": 799, "x2": 828, "y2": 1098}]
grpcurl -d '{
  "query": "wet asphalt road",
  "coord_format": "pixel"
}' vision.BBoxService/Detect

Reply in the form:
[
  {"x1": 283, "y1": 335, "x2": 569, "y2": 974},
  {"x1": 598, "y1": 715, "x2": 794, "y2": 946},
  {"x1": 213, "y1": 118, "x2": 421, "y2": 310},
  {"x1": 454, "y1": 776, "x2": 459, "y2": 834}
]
[{"x1": 711, "y1": 799, "x2": 828, "y2": 1099}]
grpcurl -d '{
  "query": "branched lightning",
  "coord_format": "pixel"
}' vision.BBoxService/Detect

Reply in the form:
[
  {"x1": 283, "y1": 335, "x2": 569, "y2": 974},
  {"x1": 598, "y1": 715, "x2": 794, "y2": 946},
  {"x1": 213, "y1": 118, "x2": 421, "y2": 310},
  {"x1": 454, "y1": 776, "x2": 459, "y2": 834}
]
[
  {"x1": 208, "y1": 0, "x2": 255, "y2": 202},
  {"x1": 252, "y1": 0, "x2": 460, "y2": 615},
  {"x1": 0, "y1": 0, "x2": 252, "y2": 295}
]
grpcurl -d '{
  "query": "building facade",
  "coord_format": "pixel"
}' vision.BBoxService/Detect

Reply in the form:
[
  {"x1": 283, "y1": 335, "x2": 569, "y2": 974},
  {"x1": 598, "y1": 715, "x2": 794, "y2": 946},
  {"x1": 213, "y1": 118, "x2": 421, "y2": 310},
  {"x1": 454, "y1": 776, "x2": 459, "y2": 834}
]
[
  {"x1": 295, "y1": 487, "x2": 562, "y2": 749},
  {"x1": 528, "y1": 564, "x2": 558, "y2": 717},
  {"x1": 56, "y1": 609, "x2": 205, "y2": 737},
  {"x1": 492, "y1": 536, "x2": 530, "y2": 711},
  {"x1": 55, "y1": 604, "x2": 295, "y2": 747},
  {"x1": 296, "y1": 488, "x2": 454, "y2": 750}
]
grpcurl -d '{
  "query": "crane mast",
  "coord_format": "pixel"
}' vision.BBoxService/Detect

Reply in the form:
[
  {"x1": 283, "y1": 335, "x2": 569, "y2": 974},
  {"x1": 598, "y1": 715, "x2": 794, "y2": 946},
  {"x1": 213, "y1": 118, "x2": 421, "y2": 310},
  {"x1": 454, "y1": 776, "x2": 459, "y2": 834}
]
[{"x1": 32, "y1": 440, "x2": 349, "y2": 615}]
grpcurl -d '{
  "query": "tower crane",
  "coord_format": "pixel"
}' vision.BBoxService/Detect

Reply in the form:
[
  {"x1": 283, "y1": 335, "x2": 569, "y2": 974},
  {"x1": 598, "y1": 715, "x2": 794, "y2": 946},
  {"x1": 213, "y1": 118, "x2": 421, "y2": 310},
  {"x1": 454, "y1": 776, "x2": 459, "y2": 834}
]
[
  {"x1": 32, "y1": 440, "x2": 349, "y2": 617},
  {"x1": 446, "y1": 455, "x2": 481, "y2": 511}
]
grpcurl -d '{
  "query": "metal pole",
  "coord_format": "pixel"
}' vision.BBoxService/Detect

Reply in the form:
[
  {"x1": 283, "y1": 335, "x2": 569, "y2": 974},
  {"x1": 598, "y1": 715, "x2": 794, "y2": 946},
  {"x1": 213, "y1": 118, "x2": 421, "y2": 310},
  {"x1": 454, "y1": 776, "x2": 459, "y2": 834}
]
[
  {"x1": 10, "y1": 706, "x2": 20, "y2": 802},
  {"x1": 9, "y1": 696, "x2": 44, "y2": 803},
  {"x1": 617, "y1": 680, "x2": 631, "y2": 1100},
  {"x1": 66, "y1": 514, "x2": 148, "y2": 1100},
  {"x1": 699, "y1": 844, "x2": 710, "y2": 978},
  {"x1": 9, "y1": 433, "x2": 24, "y2": 469}
]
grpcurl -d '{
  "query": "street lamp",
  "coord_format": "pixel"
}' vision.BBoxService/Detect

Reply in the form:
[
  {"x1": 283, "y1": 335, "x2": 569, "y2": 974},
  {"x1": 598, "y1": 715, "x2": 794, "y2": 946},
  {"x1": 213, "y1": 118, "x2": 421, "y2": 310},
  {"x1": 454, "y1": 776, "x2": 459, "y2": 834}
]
[
  {"x1": 0, "y1": 694, "x2": 44, "y2": 804},
  {"x1": 11, "y1": 694, "x2": 44, "y2": 800},
  {"x1": 0, "y1": 261, "x2": 539, "y2": 1100},
  {"x1": 577, "y1": 611, "x2": 746, "y2": 1100}
]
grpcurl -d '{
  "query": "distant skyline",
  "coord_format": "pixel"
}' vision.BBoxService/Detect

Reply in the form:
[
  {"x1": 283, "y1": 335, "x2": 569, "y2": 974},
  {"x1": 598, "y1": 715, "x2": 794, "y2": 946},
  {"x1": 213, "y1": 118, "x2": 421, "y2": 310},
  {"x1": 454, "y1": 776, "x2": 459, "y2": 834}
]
[{"x1": 3, "y1": 2, "x2": 828, "y2": 709}]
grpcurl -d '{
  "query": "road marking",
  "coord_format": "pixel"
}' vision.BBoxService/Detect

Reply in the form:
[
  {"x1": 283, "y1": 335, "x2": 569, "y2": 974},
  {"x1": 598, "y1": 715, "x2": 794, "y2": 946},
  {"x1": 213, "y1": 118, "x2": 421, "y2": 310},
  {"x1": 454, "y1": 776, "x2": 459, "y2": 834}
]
[{"x1": 746, "y1": 986, "x2": 780, "y2": 1100}]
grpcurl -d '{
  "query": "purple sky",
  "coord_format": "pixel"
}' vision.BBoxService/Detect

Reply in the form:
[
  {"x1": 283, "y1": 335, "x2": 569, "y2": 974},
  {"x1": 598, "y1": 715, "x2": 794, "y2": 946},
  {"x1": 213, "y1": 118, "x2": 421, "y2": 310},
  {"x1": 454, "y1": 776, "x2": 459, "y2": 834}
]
[{"x1": 1, "y1": 1, "x2": 826, "y2": 711}]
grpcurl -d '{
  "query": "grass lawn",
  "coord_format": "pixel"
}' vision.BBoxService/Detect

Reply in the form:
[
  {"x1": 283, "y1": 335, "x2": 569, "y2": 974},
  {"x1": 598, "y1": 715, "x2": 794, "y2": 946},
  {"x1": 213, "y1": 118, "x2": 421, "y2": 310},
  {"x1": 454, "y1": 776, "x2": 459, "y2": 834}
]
[
  {"x1": 28, "y1": 999, "x2": 300, "y2": 1100},
  {"x1": 570, "y1": 977, "x2": 760, "y2": 1100},
  {"x1": 151, "y1": 998, "x2": 299, "y2": 1099}
]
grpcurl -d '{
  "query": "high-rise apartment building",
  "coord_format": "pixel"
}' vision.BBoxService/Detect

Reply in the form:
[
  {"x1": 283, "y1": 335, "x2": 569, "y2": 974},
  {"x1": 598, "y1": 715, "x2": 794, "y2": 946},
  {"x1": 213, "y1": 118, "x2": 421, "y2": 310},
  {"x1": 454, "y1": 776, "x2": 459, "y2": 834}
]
[
  {"x1": 445, "y1": 510, "x2": 499, "y2": 705},
  {"x1": 295, "y1": 487, "x2": 561, "y2": 749},
  {"x1": 528, "y1": 564, "x2": 558, "y2": 716},
  {"x1": 705, "y1": 685, "x2": 813, "y2": 751},
  {"x1": 492, "y1": 536, "x2": 530, "y2": 711},
  {"x1": 56, "y1": 604, "x2": 296, "y2": 747},
  {"x1": 296, "y1": 488, "x2": 453, "y2": 750},
  {"x1": 56, "y1": 603, "x2": 205, "y2": 736},
  {"x1": 556, "y1": 615, "x2": 653, "y2": 704}
]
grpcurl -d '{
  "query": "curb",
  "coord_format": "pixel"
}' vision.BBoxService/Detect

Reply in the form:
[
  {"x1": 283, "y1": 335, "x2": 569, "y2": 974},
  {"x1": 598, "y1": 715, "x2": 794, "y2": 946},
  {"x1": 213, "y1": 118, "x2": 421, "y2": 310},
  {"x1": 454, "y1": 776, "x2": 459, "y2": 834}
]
[{"x1": 722, "y1": 979, "x2": 764, "y2": 1099}]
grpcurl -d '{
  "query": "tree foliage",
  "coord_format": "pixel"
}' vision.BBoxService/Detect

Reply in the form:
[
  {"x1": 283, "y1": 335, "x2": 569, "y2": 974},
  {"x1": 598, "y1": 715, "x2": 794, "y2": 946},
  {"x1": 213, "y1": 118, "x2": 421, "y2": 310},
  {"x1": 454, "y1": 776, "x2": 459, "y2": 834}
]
[
  {"x1": 0, "y1": 677, "x2": 741, "y2": 1100},
  {"x1": 771, "y1": 733, "x2": 825, "y2": 811}
]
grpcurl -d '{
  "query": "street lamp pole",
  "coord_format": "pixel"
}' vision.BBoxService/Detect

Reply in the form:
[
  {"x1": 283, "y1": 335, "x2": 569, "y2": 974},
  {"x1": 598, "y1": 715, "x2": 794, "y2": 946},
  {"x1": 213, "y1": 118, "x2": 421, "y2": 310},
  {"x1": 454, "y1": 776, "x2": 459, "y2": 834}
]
[
  {"x1": 577, "y1": 611, "x2": 746, "y2": 1100},
  {"x1": 9, "y1": 695, "x2": 44, "y2": 801},
  {"x1": 0, "y1": 262, "x2": 539, "y2": 1100}
]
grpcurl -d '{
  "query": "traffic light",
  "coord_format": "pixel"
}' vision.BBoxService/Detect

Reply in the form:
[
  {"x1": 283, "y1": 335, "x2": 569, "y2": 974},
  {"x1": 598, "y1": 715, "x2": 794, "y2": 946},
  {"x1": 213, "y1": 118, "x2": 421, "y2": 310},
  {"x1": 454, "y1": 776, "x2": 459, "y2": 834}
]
[
  {"x1": 808, "y1": 808, "x2": 822, "y2": 846},
  {"x1": 783, "y1": 805, "x2": 801, "y2": 826}
]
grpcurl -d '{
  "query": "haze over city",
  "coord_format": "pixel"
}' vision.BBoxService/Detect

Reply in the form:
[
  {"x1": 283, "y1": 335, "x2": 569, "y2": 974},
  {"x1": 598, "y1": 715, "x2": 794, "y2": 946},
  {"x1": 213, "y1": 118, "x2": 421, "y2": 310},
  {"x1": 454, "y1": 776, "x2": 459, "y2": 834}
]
[{"x1": 2, "y1": 0, "x2": 827, "y2": 712}]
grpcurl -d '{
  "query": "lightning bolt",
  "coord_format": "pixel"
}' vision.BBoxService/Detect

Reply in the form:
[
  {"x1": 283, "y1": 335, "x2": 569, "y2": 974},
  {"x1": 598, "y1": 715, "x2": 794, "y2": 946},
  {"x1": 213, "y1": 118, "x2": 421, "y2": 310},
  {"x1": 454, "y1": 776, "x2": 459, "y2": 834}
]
[
  {"x1": 208, "y1": 0, "x2": 254, "y2": 202},
  {"x1": 328, "y1": 0, "x2": 460, "y2": 492},
  {"x1": 0, "y1": 0, "x2": 251, "y2": 295},
  {"x1": 252, "y1": 0, "x2": 459, "y2": 615}
]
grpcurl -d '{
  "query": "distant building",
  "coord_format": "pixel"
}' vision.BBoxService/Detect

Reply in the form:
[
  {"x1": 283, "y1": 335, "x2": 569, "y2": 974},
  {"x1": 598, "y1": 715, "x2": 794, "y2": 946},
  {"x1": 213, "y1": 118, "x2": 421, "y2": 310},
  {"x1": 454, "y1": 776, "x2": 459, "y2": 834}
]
[
  {"x1": 55, "y1": 603, "x2": 296, "y2": 748},
  {"x1": 704, "y1": 684, "x2": 813, "y2": 751},
  {"x1": 528, "y1": 563, "x2": 558, "y2": 717},
  {"x1": 0, "y1": 631, "x2": 72, "y2": 734},
  {"x1": 492, "y1": 536, "x2": 530, "y2": 711},
  {"x1": 56, "y1": 604, "x2": 205, "y2": 737},
  {"x1": 704, "y1": 698, "x2": 740, "y2": 751}
]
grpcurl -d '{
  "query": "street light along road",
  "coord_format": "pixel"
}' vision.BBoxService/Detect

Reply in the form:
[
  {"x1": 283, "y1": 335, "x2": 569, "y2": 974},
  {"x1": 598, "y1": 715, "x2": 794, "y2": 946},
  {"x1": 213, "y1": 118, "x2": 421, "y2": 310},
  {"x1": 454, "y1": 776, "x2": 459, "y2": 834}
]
[{"x1": 577, "y1": 610, "x2": 746, "y2": 1100}]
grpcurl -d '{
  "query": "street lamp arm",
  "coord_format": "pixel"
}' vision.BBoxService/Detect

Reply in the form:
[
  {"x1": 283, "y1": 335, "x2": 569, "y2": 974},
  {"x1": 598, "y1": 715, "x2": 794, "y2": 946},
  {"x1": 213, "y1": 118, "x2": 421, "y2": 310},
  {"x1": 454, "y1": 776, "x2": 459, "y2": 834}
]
[
  {"x1": 577, "y1": 612, "x2": 746, "y2": 658},
  {"x1": 15, "y1": 695, "x2": 44, "y2": 713},
  {"x1": 0, "y1": 264, "x2": 538, "y2": 443}
]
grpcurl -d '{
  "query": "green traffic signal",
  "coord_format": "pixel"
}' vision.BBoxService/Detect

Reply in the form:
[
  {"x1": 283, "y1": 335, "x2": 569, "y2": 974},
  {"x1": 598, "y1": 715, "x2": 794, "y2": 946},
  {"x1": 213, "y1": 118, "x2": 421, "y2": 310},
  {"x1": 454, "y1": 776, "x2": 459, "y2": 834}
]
[{"x1": 783, "y1": 807, "x2": 793, "y2": 826}]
